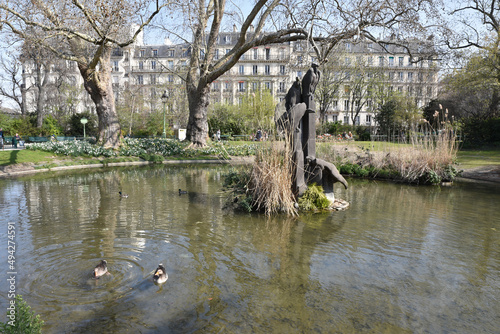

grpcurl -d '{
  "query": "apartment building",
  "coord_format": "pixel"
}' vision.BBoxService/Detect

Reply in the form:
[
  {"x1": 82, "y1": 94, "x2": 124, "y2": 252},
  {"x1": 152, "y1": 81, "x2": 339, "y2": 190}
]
[{"x1": 22, "y1": 27, "x2": 439, "y2": 128}]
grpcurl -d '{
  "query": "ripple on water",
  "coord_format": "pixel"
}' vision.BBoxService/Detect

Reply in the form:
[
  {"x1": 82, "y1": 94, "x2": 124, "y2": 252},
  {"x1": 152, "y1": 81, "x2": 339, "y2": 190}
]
[{"x1": 24, "y1": 240, "x2": 152, "y2": 308}]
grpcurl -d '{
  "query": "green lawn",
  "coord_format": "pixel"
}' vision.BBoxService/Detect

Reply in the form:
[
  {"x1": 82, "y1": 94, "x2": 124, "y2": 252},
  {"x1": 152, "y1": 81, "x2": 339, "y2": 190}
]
[
  {"x1": 0, "y1": 149, "x2": 59, "y2": 166},
  {"x1": 456, "y1": 149, "x2": 500, "y2": 169}
]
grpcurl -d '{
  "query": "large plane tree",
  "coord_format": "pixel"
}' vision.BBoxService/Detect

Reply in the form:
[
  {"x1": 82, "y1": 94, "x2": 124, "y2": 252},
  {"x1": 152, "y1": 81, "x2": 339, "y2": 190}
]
[
  {"x1": 160, "y1": 0, "x2": 438, "y2": 147},
  {"x1": 0, "y1": 0, "x2": 170, "y2": 148}
]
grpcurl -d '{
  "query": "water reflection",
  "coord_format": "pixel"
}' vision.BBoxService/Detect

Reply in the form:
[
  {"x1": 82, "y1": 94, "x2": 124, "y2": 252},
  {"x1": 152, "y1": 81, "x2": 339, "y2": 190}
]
[{"x1": 0, "y1": 165, "x2": 499, "y2": 333}]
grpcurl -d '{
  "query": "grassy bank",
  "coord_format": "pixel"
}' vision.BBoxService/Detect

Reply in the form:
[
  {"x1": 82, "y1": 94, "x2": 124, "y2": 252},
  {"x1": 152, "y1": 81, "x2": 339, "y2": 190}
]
[{"x1": 456, "y1": 148, "x2": 500, "y2": 170}]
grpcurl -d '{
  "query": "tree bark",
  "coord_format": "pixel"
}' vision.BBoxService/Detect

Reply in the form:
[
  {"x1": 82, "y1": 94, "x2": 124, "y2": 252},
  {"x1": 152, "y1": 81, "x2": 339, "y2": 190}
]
[
  {"x1": 186, "y1": 83, "x2": 210, "y2": 147},
  {"x1": 77, "y1": 47, "x2": 121, "y2": 148}
]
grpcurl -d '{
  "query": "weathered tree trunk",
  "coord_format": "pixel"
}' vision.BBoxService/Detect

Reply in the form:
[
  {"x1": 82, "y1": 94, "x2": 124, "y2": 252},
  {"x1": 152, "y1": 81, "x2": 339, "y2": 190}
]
[
  {"x1": 77, "y1": 47, "x2": 121, "y2": 148},
  {"x1": 186, "y1": 83, "x2": 210, "y2": 147}
]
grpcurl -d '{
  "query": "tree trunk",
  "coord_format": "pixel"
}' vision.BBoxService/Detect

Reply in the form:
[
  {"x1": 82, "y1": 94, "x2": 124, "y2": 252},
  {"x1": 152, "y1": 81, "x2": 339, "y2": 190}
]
[
  {"x1": 77, "y1": 48, "x2": 121, "y2": 148},
  {"x1": 186, "y1": 83, "x2": 210, "y2": 147}
]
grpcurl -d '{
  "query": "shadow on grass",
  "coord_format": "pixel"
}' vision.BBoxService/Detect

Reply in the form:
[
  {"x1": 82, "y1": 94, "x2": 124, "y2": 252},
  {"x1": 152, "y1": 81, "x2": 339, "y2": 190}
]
[{"x1": 9, "y1": 150, "x2": 19, "y2": 165}]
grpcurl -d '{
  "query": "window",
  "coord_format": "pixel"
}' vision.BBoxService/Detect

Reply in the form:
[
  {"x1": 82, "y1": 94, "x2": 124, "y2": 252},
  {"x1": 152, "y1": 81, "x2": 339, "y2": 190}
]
[
  {"x1": 265, "y1": 65, "x2": 270, "y2": 75},
  {"x1": 153, "y1": 49, "x2": 158, "y2": 57},
  {"x1": 399, "y1": 57, "x2": 404, "y2": 67},
  {"x1": 239, "y1": 65, "x2": 245, "y2": 75},
  {"x1": 150, "y1": 74, "x2": 156, "y2": 85},
  {"x1": 332, "y1": 115, "x2": 338, "y2": 122},
  {"x1": 168, "y1": 61, "x2": 174, "y2": 69},
  {"x1": 355, "y1": 116, "x2": 360, "y2": 125},
  {"x1": 366, "y1": 115, "x2": 372, "y2": 123},
  {"x1": 280, "y1": 65, "x2": 286, "y2": 75},
  {"x1": 214, "y1": 49, "x2": 219, "y2": 60},
  {"x1": 389, "y1": 72, "x2": 395, "y2": 81},
  {"x1": 332, "y1": 100, "x2": 338, "y2": 109},
  {"x1": 124, "y1": 52, "x2": 129, "y2": 62},
  {"x1": 252, "y1": 82, "x2": 258, "y2": 91},
  {"x1": 253, "y1": 48, "x2": 258, "y2": 59},
  {"x1": 398, "y1": 72, "x2": 404, "y2": 81},
  {"x1": 151, "y1": 61, "x2": 156, "y2": 70},
  {"x1": 279, "y1": 82, "x2": 286, "y2": 92},
  {"x1": 418, "y1": 72, "x2": 424, "y2": 81},
  {"x1": 408, "y1": 72, "x2": 413, "y2": 81},
  {"x1": 367, "y1": 56, "x2": 373, "y2": 66},
  {"x1": 345, "y1": 42, "x2": 351, "y2": 51},
  {"x1": 344, "y1": 115, "x2": 349, "y2": 124},
  {"x1": 224, "y1": 82, "x2": 231, "y2": 91},
  {"x1": 113, "y1": 61, "x2": 119, "y2": 72},
  {"x1": 137, "y1": 75, "x2": 144, "y2": 85},
  {"x1": 279, "y1": 49, "x2": 285, "y2": 59},
  {"x1": 253, "y1": 65, "x2": 258, "y2": 74},
  {"x1": 344, "y1": 100, "x2": 350, "y2": 111},
  {"x1": 389, "y1": 57, "x2": 394, "y2": 66},
  {"x1": 408, "y1": 57, "x2": 413, "y2": 66},
  {"x1": 265, "y1": 48, "x2": 270, "y2": 60},
  {"x1": 378, "y1": 56, "x2": 384, "y2": 66},
  {"x1": 167, "y1": 50, "x2": 174, "y2": 57},
  {"x1": 238, "y1": 81, "x2": 245, "y2": 92},
  {"x1": 140, "y1": 50, "x2": 145, "y2": 57},
  {"x1": 264, "y1": 82, "x2": 271, "y2": 90},
  {"x1": 139, "y1": 61, "x2": 144, "y2": 70}
]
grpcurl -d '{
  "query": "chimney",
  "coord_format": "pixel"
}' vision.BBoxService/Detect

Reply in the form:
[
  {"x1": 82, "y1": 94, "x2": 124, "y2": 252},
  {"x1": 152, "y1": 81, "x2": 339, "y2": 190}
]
[{"x1": 233, "y1": 24, "x2": 237, "y2": 32}]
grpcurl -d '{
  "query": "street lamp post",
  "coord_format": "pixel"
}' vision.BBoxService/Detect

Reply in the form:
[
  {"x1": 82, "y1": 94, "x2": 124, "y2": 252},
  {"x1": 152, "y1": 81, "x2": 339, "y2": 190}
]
[
  {"x1": 161, "y1": 90, "x2": 169, "y2": 138},
  {"x1": 80, "y1": 117, "x2": 88, "y2": 138}
]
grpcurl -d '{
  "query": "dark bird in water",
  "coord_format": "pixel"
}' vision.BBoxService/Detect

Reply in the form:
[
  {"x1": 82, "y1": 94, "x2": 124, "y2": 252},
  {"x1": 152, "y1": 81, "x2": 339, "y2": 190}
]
[
  {"x1": 93, "y1": 260, "x2": 108, "y2": 279},
  {"x1": 153, "y1": 264, "x2": 168, "y2": 284},
  {"x1": 179, "y1": 189, "x2": 187, "y2": 195},
  {"x1": 119, "y1": 191, "x2": 129, "y2": 198}
]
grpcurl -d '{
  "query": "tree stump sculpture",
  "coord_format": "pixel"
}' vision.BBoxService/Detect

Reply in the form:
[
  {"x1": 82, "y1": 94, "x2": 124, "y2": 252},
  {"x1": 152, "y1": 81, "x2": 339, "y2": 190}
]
[{"x1": 277, "y1": 63, "x2": 348, "y2": 203}]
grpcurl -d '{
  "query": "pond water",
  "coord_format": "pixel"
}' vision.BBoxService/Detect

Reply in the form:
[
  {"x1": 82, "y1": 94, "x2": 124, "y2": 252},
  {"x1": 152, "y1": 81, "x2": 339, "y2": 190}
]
[{"x1": 0, "y1": 165, "x2": 499, "y2": 333}]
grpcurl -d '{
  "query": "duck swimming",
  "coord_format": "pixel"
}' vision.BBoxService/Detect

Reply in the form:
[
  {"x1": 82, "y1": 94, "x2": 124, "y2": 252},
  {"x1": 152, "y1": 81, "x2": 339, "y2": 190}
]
[
  {"x1": 93, "y1": 260, "x2": 108, "y2": 279},
  {"x1": 153, "y1": 264, "x2": 168, "y2": 284},
  {"x1": 178, "y1": 189, "x2": 187, "y2": 195},
  {"x1": 119, "y1": 191, "x2": 129, "y2": 198}
]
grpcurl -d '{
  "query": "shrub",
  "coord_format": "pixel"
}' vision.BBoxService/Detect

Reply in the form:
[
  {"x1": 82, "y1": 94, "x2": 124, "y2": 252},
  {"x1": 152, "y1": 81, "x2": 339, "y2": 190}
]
[
  {"x1": 298, "y1": 183, "x2": 330, "y2": 211},
  {"x1": 0, "y1": 295, "x2": 44, "y2": 334}
]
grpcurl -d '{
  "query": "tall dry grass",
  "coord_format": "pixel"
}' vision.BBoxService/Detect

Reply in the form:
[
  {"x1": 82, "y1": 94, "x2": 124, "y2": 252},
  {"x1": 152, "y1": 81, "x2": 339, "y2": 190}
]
[
  {"x1": 317, "y1": 107, "x2": 459, "y2": 183},
  {"x1": 370, "y1": 128, "x2": 458, "y2": 182},
  {"x1": 248, "y1": 133, "x2": 298, "y2": 216}
]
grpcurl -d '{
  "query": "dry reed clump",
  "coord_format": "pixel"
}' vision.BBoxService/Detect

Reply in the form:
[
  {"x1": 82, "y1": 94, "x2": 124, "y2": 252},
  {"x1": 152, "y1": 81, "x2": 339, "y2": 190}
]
[
  {"x1": 318, "y1": 129, "x2": 459, "y2": 183},
  {"x1": 248, "y1": 137, "x2": 298, "y2": 216}
]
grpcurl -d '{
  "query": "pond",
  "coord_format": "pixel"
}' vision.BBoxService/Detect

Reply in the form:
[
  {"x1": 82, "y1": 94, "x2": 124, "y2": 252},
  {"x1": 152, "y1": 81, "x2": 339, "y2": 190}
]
[{"x1": 0, "y1": 165, "x2": 499, "y2": 333}]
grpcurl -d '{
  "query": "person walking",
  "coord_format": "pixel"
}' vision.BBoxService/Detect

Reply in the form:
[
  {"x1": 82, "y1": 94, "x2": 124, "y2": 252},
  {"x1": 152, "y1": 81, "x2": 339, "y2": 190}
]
[{"x1": 0, "y1": 128, "x2": 3, "y2": 149}]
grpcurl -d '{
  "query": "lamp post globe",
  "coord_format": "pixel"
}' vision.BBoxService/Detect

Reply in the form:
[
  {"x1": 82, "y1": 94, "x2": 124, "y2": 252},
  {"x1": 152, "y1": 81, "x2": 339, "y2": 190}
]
[
  {"x1": 80, "y1": 117, "x2": 88, "y2": 138},
  {"x1": 161, "y1": 90, "x2": 169, "y2": 138}
]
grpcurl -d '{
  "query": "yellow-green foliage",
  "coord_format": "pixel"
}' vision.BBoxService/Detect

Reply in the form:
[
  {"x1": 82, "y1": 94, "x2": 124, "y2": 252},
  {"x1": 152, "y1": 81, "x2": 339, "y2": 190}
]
[
  {"x1": 298, "y1": 183, "x2": 331, "y2": 211},
  {"x1": 0, "y1": 295, "x2": 44, "y2": 334}
]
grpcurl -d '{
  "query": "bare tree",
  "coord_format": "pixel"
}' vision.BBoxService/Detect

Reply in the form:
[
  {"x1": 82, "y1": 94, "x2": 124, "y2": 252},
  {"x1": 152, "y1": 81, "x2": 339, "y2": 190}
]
[
  {"x1": 156, "y1": 0, "x2": 438, "y2": 147},
  {"x1": 0, "y1": 0, "x2": 169, "y2": 148},
  {"x1": 0, "y1": 50, "x2": 24, "y2": 115},
  {"x1": 443, "y1": 0, "x2": 500, "y2": 116}
]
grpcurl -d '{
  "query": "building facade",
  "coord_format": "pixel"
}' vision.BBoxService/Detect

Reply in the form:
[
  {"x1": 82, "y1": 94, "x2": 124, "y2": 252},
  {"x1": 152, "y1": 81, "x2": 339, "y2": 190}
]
[{"x1": 22, "y1": 27, "x2": 439, "y2": 129}]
